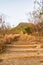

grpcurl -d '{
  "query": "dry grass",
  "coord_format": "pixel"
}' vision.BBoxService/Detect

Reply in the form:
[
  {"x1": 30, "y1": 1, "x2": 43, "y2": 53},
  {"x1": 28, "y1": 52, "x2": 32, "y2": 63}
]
[
  {"x1": 0, "y1": 34, "x2": 20, "y2": 53},
  {"x1": 0, "y1": 33, "x2": 43, "y2": 53}
]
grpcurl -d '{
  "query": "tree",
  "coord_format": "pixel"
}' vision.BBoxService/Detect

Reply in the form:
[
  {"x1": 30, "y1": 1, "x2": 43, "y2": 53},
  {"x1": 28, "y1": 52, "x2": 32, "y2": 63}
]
[{"x1": 28, "y1": 0, "x2": 43, "y2": 36}]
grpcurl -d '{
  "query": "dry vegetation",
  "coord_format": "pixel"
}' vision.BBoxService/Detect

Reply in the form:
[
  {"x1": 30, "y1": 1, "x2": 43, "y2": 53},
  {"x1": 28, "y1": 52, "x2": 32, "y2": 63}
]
[
  {"x1": 0, "y1": 25, "x2": 43, "y2": 65},
  {"x1": 0, "y1": 34, "x2": 20, "y2": 53},
  {"x1": 0, "y1": 19, "x2": 43, "y2": 54},
  {"x1": 0, "y1": 32, "x2": 43, "y2": 53}
]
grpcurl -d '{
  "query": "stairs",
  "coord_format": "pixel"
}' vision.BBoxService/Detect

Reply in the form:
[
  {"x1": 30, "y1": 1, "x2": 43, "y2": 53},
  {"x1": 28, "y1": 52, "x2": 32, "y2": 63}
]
[{"x1": 1, "y1": 44, "x2": 43, "y2": 60}]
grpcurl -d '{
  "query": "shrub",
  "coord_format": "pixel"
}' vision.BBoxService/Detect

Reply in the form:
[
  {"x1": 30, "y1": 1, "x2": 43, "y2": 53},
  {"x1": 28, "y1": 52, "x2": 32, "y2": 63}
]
[
  {"x1": 0, "y1": 39, "x2": 6, "y2": 53},
  {"x1": 25, "y1": 27, "x2": 32, "y2": 34}
]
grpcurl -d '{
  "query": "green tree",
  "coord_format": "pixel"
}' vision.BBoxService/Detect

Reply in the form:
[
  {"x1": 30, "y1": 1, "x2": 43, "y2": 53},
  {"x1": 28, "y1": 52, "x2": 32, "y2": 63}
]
[{"x1": 25, "y1": 27, "x2": 32, "y2": 34}]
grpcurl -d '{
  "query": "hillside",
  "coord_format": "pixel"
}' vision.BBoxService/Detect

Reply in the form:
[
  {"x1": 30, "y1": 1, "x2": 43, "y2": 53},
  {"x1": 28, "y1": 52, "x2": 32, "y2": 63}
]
[
  {"x1": 0, "y1": 22, "x2": 43, "y2": 36},
  {"x1": 10, "y1": 22, "x2": 34, "y2": 34}
]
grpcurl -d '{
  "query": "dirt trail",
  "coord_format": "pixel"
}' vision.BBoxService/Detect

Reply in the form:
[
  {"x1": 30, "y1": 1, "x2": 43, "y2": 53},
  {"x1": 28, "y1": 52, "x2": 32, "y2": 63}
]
[{"x1": 0, "y1": 43, "x2": 43, "y2": 65}]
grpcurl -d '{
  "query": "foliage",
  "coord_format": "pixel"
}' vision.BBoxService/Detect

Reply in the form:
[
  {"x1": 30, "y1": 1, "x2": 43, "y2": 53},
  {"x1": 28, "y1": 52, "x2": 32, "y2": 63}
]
[{"x1": 24, "y1": 27, "x2": 31, "y2": 34}]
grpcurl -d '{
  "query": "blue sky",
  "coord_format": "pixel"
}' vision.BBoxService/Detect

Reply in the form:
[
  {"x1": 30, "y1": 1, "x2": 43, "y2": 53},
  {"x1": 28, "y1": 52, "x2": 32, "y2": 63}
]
[{"x1": 0, "y1": 0, "x2": 34, "y2": 27}]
